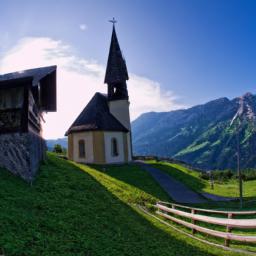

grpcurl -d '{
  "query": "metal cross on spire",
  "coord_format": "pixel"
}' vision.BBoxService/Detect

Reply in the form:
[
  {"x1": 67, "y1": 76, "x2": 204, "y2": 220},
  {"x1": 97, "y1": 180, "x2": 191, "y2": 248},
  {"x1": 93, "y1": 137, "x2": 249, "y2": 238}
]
[{"x1": 109, "y1": 17, "x2": 117, "y2": 25}]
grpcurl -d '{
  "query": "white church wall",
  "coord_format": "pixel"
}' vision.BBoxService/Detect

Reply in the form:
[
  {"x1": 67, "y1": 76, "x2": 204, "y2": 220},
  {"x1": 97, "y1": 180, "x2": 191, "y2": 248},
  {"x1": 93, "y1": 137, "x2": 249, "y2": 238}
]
[
  {"x1": 73, "y1": 132, "x2": 94, "y2": 163},
  {"x1": 127, "y1": 132, "x2": 132, "y2": 161},
  {"x1": 104, "y1": 131, "x2": 125, "y2": 163},
  {"x1": 108, "y1": 100, "x2": 131, "y2": 130}
]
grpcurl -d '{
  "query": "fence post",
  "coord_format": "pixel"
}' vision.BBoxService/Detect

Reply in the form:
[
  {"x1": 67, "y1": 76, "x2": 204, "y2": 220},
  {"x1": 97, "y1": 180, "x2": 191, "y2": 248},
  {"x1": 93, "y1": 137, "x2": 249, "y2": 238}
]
[
  {"x1": 225, "y1": 213, "x2": 233, "y2": 247},
  {"x1": 158, "y1": 204, "x2": 164, "y2": 214},
  {"x1": 191, "y1": 209, "x2": 196, "y2": 234}
]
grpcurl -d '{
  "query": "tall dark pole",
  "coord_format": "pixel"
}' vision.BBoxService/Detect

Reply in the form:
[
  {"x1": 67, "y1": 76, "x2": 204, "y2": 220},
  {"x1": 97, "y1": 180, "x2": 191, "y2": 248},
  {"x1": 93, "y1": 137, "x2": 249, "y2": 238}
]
[{"x1": 236, "y1": 125, "x2": 243, "y2": 209}]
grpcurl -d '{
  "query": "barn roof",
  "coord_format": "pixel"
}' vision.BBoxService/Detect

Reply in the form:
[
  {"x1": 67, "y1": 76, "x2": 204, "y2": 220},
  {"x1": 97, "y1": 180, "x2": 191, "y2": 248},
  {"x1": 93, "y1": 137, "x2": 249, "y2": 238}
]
[
  {"x1": 65, "y1": 92, "x2": 128, "y2": 135},
  {"x1": 0, "y1": 66, "x2": 57, "y2": 112},
  {"x1": 0, "y1": 65, "x2": 56, "y2": 86}
]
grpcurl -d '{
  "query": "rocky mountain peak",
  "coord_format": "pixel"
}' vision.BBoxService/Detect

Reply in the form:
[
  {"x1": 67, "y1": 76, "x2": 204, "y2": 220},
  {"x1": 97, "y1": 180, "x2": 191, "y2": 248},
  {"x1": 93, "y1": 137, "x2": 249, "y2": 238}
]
[
  {"x1": 233, "y1": 92, "x2": 256, "y2": 123},
  {"x1": 242, "y1": 92, "x2": 253, "y2": 98}
]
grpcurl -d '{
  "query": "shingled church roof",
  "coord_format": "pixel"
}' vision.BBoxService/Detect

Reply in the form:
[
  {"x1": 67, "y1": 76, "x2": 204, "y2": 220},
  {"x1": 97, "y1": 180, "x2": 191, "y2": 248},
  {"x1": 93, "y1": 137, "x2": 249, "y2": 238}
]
[
  {"x1": 65, "y1": 93, "x2": 128, "y2": 135},
  {"x1": 104, "y1": 26, "x2": 129, "y2": 84}
]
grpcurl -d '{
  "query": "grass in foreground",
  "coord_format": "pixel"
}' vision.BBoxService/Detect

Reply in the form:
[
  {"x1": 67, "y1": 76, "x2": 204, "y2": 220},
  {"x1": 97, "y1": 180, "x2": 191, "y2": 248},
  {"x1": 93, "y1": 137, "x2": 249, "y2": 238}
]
[
  {"x1": 149, "y1": 161, "x2": 256, "y2": 200},
  {"x1": 0, "y1": 154, "x2": 245, "y2": 256}
]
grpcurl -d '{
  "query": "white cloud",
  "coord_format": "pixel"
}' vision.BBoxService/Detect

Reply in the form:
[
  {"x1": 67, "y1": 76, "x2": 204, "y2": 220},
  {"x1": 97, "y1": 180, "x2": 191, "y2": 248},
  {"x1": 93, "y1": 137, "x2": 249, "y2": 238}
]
[
  {"x1": 79, "y1": 24, "x2": 88, "y2": 31},
  {"x1": 0, "y1": 37, "x2": 184, "y2": 139}
]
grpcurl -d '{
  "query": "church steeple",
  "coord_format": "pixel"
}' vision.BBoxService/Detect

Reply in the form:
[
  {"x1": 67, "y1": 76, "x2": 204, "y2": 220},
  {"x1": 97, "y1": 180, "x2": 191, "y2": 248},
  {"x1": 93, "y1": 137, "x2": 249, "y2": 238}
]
[{"x1": 104, "y1": 19, "x2": 129, "y2": 101}]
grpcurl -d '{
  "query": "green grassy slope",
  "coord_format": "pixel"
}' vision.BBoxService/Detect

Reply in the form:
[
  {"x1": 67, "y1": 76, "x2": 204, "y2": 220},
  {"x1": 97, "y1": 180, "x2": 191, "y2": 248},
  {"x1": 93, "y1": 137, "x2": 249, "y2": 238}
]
[
  {"x1": 0, "y1": 154, "x2": 244, "y2": 256},
  {"x1": 150, "y1": 161, "x2": 256, "y2": 199}
]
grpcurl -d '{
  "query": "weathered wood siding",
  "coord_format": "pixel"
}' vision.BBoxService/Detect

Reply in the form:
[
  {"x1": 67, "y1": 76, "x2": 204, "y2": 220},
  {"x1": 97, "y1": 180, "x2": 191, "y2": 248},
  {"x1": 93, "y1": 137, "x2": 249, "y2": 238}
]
[
  {"x1": 28, "y1": 90, "x2": 41, "y2": 134},
  {"x1": 0, "y1": 87, "x2": 42, "y2": 135},
  {"x1": 0, "y1": 87, "x2": 24, "y2": 132}
]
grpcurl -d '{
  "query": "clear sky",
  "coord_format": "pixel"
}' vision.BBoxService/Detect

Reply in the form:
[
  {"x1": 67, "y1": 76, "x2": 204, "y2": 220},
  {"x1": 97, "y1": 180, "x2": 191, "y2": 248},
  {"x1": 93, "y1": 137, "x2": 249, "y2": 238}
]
[{"x1": 0, "y1": 0, "x2": 256, "y2": 138}]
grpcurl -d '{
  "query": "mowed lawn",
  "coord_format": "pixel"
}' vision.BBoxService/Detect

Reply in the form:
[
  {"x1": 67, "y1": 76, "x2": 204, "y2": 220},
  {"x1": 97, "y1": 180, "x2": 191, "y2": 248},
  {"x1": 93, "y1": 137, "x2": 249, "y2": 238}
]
[
  {"x1": 149, "y1": 161, "x2": 256, "y2": 199},
  {"x1": 0, "y1": 154, "x2": 244, "y2": 256}
]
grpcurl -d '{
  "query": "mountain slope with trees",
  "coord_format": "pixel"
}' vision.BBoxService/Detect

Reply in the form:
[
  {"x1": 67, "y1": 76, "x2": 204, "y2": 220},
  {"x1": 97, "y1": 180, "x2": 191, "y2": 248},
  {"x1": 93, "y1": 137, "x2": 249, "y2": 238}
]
[{"x1": 132, "y1": 93, "x2": 256, "y2": 170}]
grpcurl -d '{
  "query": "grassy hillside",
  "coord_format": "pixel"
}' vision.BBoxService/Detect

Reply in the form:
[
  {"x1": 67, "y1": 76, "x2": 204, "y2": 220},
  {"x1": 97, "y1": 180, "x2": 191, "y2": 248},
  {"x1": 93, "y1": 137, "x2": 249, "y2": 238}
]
[
  {"x1": 0, "y1": 154, "x2": 246, "y2": 256},
  {"x1": 150, "y1": 161, "x2": 256, "y2": 199}
]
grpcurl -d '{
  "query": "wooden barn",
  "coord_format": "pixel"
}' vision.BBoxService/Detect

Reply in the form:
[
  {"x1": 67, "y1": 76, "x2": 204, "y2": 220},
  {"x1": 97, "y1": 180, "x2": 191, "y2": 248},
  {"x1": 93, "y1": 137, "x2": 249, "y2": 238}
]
[{"x1": 0, "y1": 66, "x2": 57, "y2": 181}]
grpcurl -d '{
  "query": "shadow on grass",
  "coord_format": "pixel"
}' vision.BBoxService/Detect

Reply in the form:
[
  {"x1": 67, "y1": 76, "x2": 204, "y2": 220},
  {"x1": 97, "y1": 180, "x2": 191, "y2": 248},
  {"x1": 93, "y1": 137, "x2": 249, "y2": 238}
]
[
  {"x1": 0, "y1": 154, "x2": 220, "y2": 256},
  {"x1": 88, "y1": 163, "x2": 171, "y2": 202}
]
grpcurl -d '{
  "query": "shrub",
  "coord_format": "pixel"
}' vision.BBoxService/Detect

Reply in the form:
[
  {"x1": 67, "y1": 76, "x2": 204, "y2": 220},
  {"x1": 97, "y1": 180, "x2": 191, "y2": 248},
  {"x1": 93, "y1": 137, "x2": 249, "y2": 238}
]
[
  {"x1": 240, "y1": 169, "x2": 256, "y2": 181},
  {"x1": 200, "y1": 170, "x2": 234, "y2": 182},
  {"x1": 199, "y1": 172, "x2": 209, "y2": 180},
  {"x1": 53, "y1": 144, "x2": 63, "y2": 154}
]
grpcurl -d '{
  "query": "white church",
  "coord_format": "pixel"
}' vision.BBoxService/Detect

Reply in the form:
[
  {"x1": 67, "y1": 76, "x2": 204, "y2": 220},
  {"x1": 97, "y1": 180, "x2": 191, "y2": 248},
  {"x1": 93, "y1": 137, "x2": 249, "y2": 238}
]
[{"x1": 65, "y1": 22, "x2": 132, "y2": 164}]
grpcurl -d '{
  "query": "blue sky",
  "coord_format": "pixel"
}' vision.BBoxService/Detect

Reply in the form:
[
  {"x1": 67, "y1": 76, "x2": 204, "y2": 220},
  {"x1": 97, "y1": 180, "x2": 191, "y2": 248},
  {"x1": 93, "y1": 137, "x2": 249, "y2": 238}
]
[{"x1": 0, "y1": 0, "x2": 256, "y2": 138}]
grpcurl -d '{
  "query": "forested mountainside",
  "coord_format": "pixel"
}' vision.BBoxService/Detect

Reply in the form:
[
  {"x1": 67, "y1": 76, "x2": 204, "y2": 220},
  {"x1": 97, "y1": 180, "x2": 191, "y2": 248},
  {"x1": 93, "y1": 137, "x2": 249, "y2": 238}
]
[{"x1": 132, "y1": 93, "x2": 256, "y2": 170}]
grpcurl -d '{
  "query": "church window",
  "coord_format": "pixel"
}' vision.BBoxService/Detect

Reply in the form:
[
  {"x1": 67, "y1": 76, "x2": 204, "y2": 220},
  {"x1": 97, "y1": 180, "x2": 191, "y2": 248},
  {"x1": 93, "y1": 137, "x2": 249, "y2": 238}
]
[
  {"x1": 79, "y1": 140, "x2": 86, "y2": 158},
  {"x1": 111, "y1": 138, "x2": 119, "y2": 157}
]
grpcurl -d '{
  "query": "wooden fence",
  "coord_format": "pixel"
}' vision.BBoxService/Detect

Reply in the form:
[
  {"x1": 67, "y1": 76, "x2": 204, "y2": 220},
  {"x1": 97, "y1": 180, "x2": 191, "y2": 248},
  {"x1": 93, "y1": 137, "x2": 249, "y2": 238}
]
[{"x1": 156, "y1": 201, "x2": 256, "y2": 247}]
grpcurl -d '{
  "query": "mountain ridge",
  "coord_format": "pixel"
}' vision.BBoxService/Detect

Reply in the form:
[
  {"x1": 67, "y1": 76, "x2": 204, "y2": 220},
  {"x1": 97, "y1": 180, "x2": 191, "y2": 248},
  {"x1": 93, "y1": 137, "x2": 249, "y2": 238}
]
[{"x1": 46, "y1": 138, "x2": 68, "y2": 150}]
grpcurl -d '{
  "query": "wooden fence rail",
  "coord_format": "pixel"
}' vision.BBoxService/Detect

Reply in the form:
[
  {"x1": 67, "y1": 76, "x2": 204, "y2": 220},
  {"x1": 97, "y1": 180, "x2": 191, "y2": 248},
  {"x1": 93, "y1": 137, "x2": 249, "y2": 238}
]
[
  {"x1": 156, "y1": 202, "x2": 256, "y2": 247},
  {"x1": 158, "y1": 201, "x2": 256, "y2": 216}
]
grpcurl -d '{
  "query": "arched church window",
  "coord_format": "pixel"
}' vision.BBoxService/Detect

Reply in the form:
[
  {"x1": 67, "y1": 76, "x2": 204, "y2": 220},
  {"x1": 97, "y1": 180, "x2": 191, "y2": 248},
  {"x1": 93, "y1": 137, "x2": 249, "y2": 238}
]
[
  {"x1": 79, "y1": 140, "x2": 86, "y2": 158},
  {"x1": 111, "y1": 138, "x2": 119, "y2": 157}
]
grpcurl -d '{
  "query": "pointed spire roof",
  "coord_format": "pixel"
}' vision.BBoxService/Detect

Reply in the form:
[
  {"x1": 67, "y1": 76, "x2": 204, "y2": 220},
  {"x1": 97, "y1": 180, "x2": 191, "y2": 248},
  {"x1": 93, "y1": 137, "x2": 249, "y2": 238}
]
[{"x1": 104, "y1": 25, "x2": 129, "y2": 84}]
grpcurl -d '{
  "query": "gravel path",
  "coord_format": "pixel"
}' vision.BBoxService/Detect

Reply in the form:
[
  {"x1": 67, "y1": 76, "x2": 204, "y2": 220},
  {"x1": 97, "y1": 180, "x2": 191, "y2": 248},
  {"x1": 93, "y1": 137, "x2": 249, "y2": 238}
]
[{"x1": 138, "y1": 162, "x2": 207, "y2": 204}]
